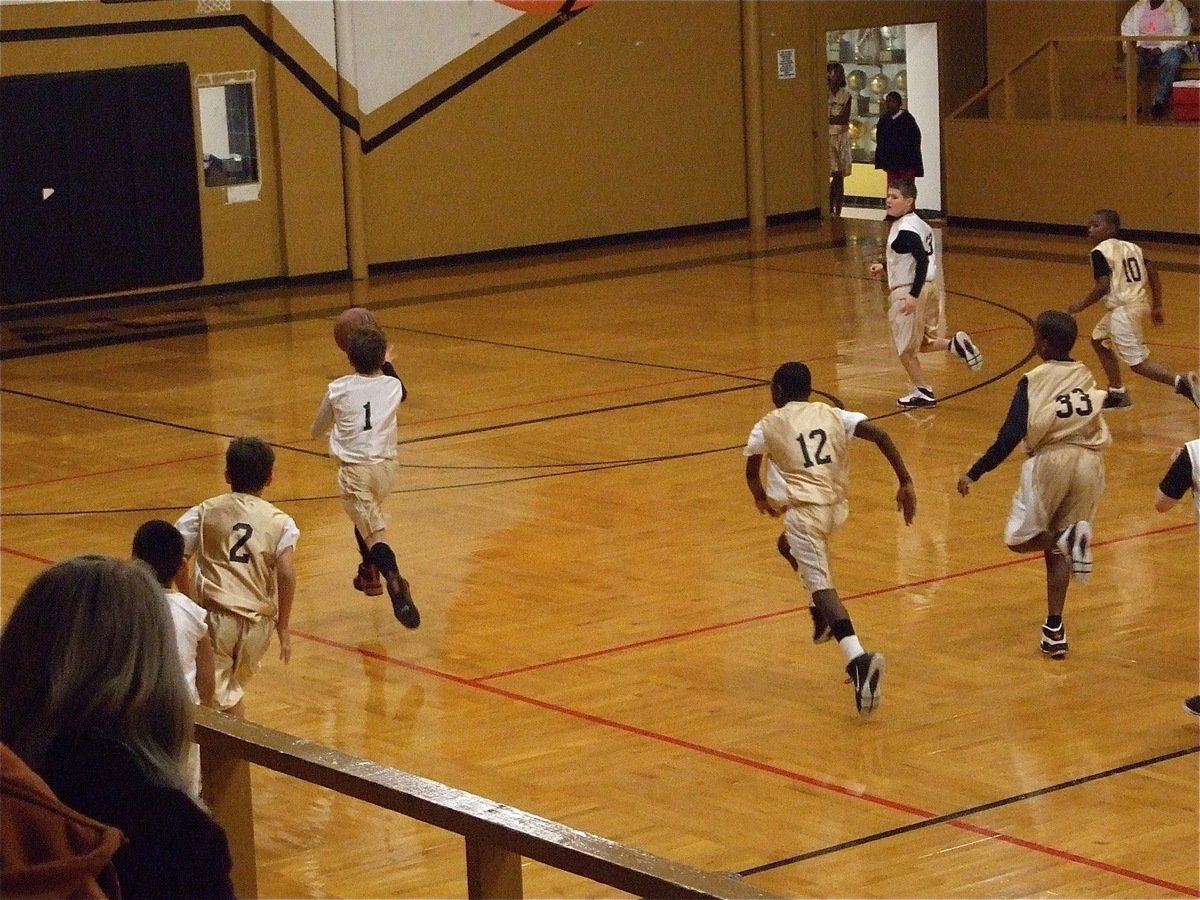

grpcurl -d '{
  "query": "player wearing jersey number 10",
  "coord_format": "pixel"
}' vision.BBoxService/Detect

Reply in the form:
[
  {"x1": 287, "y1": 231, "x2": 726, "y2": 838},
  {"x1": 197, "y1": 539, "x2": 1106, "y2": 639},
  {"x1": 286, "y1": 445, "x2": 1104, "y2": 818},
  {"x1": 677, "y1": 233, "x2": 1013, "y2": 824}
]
[{"x1": 1067, "y1": 208, "x2": 1198, "y2": 410}]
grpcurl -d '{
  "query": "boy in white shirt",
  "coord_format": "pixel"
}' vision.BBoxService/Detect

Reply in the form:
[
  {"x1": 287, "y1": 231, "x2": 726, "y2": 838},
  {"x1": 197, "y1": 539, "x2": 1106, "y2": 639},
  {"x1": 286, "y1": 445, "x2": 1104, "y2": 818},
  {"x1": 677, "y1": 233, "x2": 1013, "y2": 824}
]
[
  {"x1": 869, "y1": 179, "x2": 982, "y2": 409},
  {"x1": 312, "y1": 325, "x2": 420, "y2": 628},
  {"x1": 132, "y1": 518, "x2": 215, "y2": 794}
]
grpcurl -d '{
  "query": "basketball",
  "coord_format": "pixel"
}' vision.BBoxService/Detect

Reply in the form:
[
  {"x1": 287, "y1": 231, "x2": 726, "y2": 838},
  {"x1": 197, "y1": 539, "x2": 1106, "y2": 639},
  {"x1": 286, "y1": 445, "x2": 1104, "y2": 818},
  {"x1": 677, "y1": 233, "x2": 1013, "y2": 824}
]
[{"x1": 333, "y1": 307, "x2": 377, "y2": 352}]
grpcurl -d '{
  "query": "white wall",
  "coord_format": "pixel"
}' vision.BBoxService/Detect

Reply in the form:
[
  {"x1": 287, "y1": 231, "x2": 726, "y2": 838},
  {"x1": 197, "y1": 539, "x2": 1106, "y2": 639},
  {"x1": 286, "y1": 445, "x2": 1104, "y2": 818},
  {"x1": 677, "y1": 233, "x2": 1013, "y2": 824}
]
[{"x1": 906, "y1": 22, "x2": 942, "y2": 211}]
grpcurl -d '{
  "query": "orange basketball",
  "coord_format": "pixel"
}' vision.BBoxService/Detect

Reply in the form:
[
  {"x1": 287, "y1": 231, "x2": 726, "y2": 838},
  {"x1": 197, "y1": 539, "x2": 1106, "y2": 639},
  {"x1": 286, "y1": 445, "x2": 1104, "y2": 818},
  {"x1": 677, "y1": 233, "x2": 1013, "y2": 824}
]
[
  {"x1": 495, "y1": 0, "x2": 595, "y2": 14},
  {"x1": 333, "y1": 307, "x2": 377, "y2": 352}
]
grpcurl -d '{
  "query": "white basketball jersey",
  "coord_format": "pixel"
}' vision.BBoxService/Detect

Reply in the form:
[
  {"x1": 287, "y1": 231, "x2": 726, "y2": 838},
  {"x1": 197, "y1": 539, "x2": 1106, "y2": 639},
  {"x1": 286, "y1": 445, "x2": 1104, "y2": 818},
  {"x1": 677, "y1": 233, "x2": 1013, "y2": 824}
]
[
  {"x1": 886, "y1": 212, "x2": 938, "y2": 290},
  {"x1": 1093, "y1": 238, "x2": 1150, "y2": 310},
  {"x1": 1023, "y1": 360, "x2": 1111, "y2": 455},
  {"x1": 746, "y1": 401, "x2": 867, "y2": 507},
  {"x1": 313, "y1": 373, "x2": 404, "y2": 464},
  {"x1": 177, "y1": 493, "x2": 299, "y2": 622}
]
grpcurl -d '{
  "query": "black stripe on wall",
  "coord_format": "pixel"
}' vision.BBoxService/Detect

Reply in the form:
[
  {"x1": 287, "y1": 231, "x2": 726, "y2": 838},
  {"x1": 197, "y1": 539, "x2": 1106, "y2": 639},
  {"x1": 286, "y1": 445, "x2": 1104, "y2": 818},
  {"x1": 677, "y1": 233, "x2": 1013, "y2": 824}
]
[{"x1": 0, "y1": 8, "x2": 587, "y2": 153}]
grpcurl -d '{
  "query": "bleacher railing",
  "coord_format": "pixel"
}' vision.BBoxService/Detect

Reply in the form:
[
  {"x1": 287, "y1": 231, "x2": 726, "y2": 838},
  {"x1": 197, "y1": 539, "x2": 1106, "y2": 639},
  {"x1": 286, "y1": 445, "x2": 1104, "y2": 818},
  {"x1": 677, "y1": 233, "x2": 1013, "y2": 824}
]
[
  {"x1": 948, "y1": 35, "x2": 1200, "y2": 124},
  {"x1": 195, "y1": 707, "x2": 778, "y2": 900}
]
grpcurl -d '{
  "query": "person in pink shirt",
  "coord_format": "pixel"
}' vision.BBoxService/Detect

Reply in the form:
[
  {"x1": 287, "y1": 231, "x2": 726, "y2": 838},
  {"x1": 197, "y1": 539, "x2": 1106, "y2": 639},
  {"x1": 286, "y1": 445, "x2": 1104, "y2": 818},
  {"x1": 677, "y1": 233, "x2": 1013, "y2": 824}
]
[{"x1": 1121, "y1": 0, "x2": 1192, "y2": 118}]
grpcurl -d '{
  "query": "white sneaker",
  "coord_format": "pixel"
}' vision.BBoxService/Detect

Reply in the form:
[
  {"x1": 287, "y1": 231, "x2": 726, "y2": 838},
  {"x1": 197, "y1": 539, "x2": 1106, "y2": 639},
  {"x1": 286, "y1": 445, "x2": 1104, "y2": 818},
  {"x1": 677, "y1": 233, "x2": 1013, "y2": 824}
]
[
  {"x1": 897, "y1": 387, "x2": 936, "y2": 408},
  {"x1": 950, "y1": 331, "x2": 983, "y2": 371},
  {"x1": 1055, "y1": 521, "x2": 1093, "y2": 581}
]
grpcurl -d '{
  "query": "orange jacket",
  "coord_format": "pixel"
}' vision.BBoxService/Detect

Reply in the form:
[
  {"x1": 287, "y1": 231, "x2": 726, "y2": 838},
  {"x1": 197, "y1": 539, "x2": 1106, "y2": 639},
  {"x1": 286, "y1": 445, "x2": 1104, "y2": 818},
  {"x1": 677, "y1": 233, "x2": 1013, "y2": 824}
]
[{"x1": 1, "y1": 744, "x2": 125, "y2": 899}]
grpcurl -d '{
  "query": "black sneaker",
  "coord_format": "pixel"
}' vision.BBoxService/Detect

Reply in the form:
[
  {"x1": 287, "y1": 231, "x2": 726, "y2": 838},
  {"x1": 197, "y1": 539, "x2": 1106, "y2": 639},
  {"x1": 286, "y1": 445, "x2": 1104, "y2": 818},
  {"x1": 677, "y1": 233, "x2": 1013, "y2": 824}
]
[
  {"x1": 897, "y1": 388, "x2": 936, "y2": 409},
  {"x1": 809, "y1": 606, "x2": 832, "y2": 644},
  {"x1": 1102, "y1": 390, "x2": 1132, "y2": 410},
  {"x1": 950, "y1": 331, "x2": 983, "y2": 371},
  {"x1": 1039, "y1": 623, "x2": 1069, "y2": 659},
  {"x1": 1185, "y1": 695, "x2": 1200, "y2": 717},
  {"x1": 845, "y1": 652, "x2": 885, "y2": 715},
  {"x1": 1151, "y1": 100, "x2": 1166, "y2": 120},
  {"x1": 385, "y1": 572, "x2": 421, "y2": 629},
  {"x1": 1175, "y1": 373, "x2": 1200, "y2": 408}
]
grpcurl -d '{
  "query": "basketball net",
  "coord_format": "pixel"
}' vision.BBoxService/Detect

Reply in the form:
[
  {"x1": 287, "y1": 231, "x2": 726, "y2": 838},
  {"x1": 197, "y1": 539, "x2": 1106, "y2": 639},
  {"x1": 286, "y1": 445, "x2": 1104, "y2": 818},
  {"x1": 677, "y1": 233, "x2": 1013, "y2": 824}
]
[{"x1": 196, "y1": 0, "x2": 232, "y2": 14}]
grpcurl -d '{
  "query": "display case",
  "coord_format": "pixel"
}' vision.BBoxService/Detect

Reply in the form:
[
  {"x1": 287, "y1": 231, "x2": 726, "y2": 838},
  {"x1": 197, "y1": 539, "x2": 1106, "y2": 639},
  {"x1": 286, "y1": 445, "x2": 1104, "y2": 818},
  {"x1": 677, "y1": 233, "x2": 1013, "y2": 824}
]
[{"x1": 827, "y1": 26, "x2": 908, "y2": 164}]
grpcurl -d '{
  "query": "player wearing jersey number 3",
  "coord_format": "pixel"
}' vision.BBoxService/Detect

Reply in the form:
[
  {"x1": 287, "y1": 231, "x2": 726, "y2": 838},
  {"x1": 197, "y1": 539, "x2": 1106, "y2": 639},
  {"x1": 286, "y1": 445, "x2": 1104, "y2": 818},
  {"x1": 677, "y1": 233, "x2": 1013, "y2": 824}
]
[{"x1": 869, "y1": 180, "x2": 982, "y2": 409}]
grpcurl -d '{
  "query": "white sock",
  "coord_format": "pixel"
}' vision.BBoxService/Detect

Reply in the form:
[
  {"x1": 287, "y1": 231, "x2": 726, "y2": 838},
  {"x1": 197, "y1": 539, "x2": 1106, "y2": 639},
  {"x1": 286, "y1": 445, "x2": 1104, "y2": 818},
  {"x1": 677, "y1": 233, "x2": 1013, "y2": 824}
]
[
  {"x1": 1109, "y1": 386, "x2": 1126, "y2": 394},
  {"x1": 838, "y1": 634, "x2": 865, "y2": 663}
]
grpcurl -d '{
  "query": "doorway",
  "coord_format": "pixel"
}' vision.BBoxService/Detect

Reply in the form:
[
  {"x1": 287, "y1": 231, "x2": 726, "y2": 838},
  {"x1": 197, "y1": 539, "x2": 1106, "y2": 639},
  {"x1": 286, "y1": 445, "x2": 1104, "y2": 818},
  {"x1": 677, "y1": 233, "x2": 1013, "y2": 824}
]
[{"x1": 825, "y1": 22, "x2": 942, "y2": 218}]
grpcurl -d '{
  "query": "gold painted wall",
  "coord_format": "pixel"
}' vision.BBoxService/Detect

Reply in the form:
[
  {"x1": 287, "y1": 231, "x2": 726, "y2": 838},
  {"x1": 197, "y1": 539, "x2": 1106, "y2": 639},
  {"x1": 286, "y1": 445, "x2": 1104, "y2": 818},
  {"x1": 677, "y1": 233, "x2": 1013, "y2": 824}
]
[
  {"x1": 359, "y1": 1, "x2": 748, "y2": 265},
  {"x1": 0, "y1": 0, "x2": 346, "y2": 296},
  {"x1": 945, "y1": 119, "x2": 1200, "y2": 233},
  {"x1": 1, "y1": 0, "x2": 1192, "y2": 303}
]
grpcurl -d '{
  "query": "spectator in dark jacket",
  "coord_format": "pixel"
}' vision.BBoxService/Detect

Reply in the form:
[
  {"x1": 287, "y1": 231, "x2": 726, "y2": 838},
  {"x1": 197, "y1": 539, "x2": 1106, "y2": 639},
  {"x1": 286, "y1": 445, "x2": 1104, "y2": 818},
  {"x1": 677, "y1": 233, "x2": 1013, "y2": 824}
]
[{"x1": 874, "y1": 92, "x2": 924, "y2": 190}]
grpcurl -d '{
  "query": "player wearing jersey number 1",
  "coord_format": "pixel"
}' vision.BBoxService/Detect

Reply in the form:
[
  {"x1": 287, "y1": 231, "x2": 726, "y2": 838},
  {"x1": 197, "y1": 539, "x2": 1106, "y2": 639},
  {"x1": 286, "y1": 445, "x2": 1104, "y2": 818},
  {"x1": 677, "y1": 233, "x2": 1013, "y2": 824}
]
[
  {"x1": 312, "y1": 326, "x2": 420, "y2": 628},
  {"x1": 1067, "y1": 208, "x2": 1198, "y2": 410}
]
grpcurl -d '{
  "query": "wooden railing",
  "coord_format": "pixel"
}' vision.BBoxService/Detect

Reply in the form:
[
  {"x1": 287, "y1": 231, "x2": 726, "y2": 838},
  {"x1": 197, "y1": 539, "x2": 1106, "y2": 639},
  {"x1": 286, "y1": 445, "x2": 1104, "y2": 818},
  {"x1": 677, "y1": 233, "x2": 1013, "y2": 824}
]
[
  {"x1": 948, "y1": 35, "x2": 1200, "y2": 125},
  {"x1": 195, "y1": 708, "x2": 778, "y2": 900}
]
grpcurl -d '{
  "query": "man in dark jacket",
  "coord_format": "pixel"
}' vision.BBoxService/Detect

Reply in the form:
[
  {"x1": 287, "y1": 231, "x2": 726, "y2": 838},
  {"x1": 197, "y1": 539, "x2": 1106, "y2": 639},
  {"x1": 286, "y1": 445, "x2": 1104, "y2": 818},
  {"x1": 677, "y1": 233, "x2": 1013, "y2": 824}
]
[{"x1": 874, "y1": 92, "x2": 924, "y2": 189}]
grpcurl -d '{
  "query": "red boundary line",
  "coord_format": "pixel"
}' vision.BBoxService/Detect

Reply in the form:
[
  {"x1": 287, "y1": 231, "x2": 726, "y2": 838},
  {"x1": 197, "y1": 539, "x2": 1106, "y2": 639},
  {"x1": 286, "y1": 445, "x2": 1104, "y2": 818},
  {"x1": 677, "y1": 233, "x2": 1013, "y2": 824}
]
[
  {"x1": 472, "y1": 519, "x2": 1196, "y2": 683},
  {"x1": 294, "y1": 632, "x2": 1199, "y2": 897},
  {"x1": 3, "y1": 524, "x2": 1196, "y2": 895},
  {"x1": 1, "y1": 452, "x2": 216, "y2": 492}
]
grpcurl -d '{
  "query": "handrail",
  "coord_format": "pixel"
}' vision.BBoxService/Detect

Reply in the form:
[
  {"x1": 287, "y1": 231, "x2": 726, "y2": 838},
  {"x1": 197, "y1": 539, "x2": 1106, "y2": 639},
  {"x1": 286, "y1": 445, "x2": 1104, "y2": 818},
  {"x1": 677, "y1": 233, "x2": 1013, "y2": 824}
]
[
  {"x1": 194, "y1": 707, "x2": 779, "y2": 900},
  {"x1": 947, "y1": 34, "x2": 1200, "y2": 123}
]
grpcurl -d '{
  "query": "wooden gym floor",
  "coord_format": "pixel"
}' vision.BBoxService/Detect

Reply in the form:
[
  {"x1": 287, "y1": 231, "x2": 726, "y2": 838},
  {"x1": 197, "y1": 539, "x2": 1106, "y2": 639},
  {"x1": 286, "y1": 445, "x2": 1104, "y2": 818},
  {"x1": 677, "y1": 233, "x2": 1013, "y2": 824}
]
[{"x1": 1, "y1": 217, "x2": 1197, "y2": 898}]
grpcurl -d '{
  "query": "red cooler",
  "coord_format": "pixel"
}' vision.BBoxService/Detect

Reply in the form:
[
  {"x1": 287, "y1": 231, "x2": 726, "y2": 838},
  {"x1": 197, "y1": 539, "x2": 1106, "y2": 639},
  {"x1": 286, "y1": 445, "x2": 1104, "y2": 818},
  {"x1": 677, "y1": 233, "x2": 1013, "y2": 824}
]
[{"x1": 1173, "y1": 79, "x2": 1200, "y2": 122}]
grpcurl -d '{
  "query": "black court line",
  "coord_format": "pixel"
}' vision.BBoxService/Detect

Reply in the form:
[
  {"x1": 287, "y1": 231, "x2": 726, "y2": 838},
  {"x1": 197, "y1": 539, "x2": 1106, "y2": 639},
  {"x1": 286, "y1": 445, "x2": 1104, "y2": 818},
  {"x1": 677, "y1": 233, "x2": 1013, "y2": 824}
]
[
  {"x1": 738, "y1": 743, "x2": 1200, "y2": 877},
  {"x1": 950, "y1": 242, "x2": 1200, "y2": 276},
  {"x1": 0, "y1": 236, "x2": 848, "y2": 359}
]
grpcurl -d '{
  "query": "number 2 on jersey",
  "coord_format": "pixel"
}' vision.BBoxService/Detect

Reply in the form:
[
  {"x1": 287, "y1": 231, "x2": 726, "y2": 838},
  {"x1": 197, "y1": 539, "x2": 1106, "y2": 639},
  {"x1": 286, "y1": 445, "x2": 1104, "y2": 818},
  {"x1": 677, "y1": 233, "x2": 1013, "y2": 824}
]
[{"x1": 229, "y1": 522, "x2": 254, "y2": 563}]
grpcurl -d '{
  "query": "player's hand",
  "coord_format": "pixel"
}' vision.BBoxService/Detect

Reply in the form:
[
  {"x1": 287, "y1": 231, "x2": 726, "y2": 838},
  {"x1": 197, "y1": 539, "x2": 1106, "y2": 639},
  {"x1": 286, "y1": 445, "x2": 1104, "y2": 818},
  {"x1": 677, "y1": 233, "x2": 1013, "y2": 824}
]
[
  {"x1": 276, "y1": 626, "x2": 292, "y2": 664},
  {"x1": 869, "y1": 263, "x2": 884, "y2": 276},
  {"x1": 754, "y1": 497, "x2": 781, "y2": 517},
  {"x1": 1151, "y1": 306, "x2": 1165, "y2": 325},
  {"x1": 900, "y1": 296, "x2": 916, "y2": 315},
  {"x1": 956, "y1": 475, "x2": 973, "y2": 497},
  {"x1": 896, "y1": 481, "x2": 916, "y2": 525}
]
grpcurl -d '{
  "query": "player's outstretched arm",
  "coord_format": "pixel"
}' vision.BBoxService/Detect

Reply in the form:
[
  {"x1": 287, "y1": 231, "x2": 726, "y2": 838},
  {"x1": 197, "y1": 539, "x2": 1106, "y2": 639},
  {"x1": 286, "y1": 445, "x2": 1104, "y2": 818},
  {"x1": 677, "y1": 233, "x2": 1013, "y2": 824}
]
[
  {"x1": 853, "y1": 421, "x2": 916, "y2": 524},
  {"x1": 744, "y1": 454, "x2": 780, "y2": 517}
]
